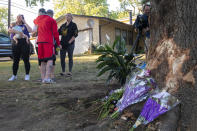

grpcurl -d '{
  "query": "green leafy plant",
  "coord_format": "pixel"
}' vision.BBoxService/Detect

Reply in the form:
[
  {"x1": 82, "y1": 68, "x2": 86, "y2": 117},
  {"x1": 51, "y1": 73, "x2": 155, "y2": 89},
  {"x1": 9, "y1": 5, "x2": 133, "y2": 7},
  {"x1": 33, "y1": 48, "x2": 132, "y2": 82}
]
[{"x1": 95, "y1": 37, "x2": 137, "y2": 85}]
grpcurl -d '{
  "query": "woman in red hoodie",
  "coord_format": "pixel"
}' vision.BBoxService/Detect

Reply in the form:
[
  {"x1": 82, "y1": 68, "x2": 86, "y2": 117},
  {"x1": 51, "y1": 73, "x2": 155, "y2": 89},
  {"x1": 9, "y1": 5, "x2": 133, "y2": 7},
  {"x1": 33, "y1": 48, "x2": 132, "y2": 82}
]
[{"x1": 33, "y1": 8, "x2": 61, "y2": 83}]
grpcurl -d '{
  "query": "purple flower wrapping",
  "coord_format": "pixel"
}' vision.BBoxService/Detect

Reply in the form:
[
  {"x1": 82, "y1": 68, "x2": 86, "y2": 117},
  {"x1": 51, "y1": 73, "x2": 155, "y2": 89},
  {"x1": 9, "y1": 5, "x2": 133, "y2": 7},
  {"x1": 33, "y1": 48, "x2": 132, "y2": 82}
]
[
  {"x1": 118, "y1": 85, "x2": 151, "y2": 112},
  {"x1": 116, "y1": 70, "x2": 157, "y2": 113},
  {"x1": 132, "y1": 91, "x2": 180, "y2": 129},
  {"x1": 139, "y1": 98, "x2": 168, "y2": 124}
]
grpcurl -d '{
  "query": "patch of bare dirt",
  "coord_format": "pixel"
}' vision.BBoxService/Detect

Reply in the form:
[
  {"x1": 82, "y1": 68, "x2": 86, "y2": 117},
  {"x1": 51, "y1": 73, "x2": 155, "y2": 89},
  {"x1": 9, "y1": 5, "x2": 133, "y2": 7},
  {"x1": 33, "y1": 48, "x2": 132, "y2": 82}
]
[
  {"x1": 0, "y1": 74, "x2": 179, "y2": 131},
  {"x1": 0, "y1": 77, "x2": 123, "y2": 131}
]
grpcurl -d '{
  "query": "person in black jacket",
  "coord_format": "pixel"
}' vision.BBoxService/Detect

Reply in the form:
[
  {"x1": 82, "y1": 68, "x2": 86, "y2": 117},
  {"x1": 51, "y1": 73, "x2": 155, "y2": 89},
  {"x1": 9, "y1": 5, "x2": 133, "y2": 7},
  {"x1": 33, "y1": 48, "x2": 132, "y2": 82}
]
[
  {"x1": 133, "y1": 4, "x2": 150, "y2": 53},
  {"x1": 58, "y1": 13, "x2": 78, "y2": 77}
]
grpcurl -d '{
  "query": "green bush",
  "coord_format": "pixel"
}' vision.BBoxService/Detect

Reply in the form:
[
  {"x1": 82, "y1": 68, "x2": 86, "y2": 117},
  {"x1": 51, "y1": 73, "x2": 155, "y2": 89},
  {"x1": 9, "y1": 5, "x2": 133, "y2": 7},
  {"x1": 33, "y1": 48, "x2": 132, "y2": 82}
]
[{"x1": 95, "y1": 37, "x2": 137, "y2": 86}]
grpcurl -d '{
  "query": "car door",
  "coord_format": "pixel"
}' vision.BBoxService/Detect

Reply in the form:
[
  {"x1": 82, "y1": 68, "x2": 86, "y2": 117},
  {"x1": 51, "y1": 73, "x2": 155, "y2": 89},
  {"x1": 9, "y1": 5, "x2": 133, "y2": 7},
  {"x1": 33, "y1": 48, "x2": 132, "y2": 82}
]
[{"x1": 0, "y1": 34, "x2": 12, "y2": 57}]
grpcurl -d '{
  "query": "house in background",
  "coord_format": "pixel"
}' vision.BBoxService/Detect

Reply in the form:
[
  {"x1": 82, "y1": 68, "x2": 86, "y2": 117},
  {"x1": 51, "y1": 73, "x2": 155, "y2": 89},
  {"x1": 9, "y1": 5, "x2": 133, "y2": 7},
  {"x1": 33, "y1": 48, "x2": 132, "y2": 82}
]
[
  {"x1": 56, "y1": 14, "x2": 136, "y2": 54},
  {"x1": 117, "y1": 16, "x2": 137, "y2": 24}
]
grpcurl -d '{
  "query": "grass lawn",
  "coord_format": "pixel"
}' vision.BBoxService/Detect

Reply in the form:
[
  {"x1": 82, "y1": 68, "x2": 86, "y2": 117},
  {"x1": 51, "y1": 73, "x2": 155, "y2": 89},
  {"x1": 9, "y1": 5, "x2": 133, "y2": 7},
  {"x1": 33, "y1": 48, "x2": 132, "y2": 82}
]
[{"x1": 0, "y1": 54, "x2": 107, "y2": 83}]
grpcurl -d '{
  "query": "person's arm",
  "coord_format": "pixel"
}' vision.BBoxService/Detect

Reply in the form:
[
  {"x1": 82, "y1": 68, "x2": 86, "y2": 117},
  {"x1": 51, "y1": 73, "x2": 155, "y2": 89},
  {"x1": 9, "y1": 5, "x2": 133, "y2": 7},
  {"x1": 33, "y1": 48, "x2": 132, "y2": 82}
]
[
  {"x1": 22, "y1": 19, "x2": 32, "y2": 33},
  {"x1": 23, "y1": 34, "x2": 30, "y2": 43},
  {"x1": 58, "y1": 25, "x2": 63, "y2": 35},
  {"x1": 31, "y1": 24, "x2": 38, "y2": 37},
  {"x1": 68, "y1": 23, "x2": 78, "y2": 44},
  {"x1": 52, "y1": 20, "x2": 60, "y2": 46},
  {"x1": 8, "y1": 28, "x2": 23, "y2": 37},
  {"x1": 68, "y1": 36, "x2": 75, "y2": 44},
  {"x1": 133, "y1": 15, "x2": 140, "y2": 29}
]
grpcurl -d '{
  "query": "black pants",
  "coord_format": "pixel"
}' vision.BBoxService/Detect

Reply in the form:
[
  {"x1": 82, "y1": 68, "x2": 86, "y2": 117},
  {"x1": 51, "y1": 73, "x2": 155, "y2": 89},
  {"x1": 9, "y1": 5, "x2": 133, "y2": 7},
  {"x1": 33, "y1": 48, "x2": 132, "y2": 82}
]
[
  {"x1": 12, "y1": 38, "x2": 30, "y2": 76},
  {"x1": 60, "y1": 44, "x2": 75, "y2": 72}
]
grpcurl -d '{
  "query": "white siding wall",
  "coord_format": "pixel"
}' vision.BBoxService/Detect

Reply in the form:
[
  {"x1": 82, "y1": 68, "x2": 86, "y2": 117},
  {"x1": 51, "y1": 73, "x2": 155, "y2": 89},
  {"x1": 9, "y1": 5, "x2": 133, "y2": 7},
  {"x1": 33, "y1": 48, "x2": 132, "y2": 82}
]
[{"x1": 74, "y1": 29, "x2": 91, "y2": 54}]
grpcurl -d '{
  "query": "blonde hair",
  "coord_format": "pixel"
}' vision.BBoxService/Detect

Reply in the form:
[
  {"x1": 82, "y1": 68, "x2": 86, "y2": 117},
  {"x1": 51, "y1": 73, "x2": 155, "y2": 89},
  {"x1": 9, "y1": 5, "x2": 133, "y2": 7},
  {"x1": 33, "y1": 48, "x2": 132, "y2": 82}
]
[{"x1": 66, "y1": 13, "x2": 73, "y2": 20}]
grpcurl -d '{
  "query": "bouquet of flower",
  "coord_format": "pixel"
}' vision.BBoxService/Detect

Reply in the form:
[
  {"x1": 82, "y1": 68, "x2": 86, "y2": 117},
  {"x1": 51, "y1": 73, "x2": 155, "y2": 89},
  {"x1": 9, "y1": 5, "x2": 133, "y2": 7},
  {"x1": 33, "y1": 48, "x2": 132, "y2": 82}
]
[
  {"x1": 98, "y1": 88, "x2": 124, "y2": 119},
  {"x1": 130, "y1": 91, "x2": 180, "y2": 131},
  {"x1": 111, "y1": 69, "x2": 157, "y2": 118}
]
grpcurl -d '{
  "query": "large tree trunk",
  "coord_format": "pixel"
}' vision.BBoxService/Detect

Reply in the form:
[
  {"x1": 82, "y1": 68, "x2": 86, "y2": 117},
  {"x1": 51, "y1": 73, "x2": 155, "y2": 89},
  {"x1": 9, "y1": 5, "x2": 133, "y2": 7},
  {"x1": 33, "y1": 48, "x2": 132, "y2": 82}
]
[{"x1": 147, "y1": 0, "x2": 197, "y2": 130}]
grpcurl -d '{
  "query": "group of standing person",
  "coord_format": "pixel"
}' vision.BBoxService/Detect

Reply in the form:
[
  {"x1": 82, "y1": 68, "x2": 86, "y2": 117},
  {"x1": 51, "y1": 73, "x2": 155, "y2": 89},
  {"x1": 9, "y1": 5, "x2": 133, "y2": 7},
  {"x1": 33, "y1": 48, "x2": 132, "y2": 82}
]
[{"x1": 8, "y1": 8, "x2": 78, "y2": 83}]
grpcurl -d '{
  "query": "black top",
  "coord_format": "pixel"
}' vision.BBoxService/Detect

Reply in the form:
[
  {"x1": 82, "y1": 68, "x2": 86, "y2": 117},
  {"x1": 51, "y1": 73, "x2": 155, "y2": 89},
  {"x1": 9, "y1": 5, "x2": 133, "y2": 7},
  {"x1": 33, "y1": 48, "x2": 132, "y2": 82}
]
[
  {"x1": 58, "y1": 21, "x2": 78, "y2": 49},
  {"x1": 134, "y1": 14, "x2": 150, "y2": 38}
]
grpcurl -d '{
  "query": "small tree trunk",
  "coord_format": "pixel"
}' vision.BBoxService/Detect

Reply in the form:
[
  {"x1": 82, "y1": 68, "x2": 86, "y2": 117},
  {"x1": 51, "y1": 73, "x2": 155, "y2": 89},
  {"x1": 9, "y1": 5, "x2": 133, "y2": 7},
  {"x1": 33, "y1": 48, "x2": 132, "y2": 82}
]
[{"x1": 148, "y1": 0, "x2": 197, "y2": 130}]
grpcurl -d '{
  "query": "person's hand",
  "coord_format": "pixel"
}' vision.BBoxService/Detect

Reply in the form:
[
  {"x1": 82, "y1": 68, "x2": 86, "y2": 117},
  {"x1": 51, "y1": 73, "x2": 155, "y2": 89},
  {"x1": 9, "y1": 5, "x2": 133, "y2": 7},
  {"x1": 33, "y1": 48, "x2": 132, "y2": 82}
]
[
  {"x1": 144, "y1": 27, "x2": 149, "y2": 32},
  {"x1": 31, "y1": 31, "x2": 37, "y2": 37},
  {"x1": 68, "y1": 40, "x2": 72, "y2": 44},
  {"x1": 59, "y1": 45, "x2": 62, "y2": 49},
  {"x1": 142, "y1": 27, "x2": 149, "y2": 34},
  {"x1": 56, "y1": 45, "x2": 62, "y2": 52},
  {"x1": 68, "y1": 36, "x2": 75, "y2": 44},
  {"x1": 146, "y1": 27, "x2": 150, "y2": 32},
  {"x1": 8, "y1": 28, "x2": 14, "y2": 33},
  {"x1": 21, "y1": 17, "x2": 26, "y2": 24}
]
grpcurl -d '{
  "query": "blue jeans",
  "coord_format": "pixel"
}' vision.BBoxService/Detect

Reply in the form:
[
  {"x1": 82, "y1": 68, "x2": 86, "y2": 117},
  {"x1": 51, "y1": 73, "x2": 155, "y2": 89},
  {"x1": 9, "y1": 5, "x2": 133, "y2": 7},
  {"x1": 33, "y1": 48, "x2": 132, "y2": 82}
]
[{"x1": 60, "y1": 44, "x2": 75, "y2": 72}]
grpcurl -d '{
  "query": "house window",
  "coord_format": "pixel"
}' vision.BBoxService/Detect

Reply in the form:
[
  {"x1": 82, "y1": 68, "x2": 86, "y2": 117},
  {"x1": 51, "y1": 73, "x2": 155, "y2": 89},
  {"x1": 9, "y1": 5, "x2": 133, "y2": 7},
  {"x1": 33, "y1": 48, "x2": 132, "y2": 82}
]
[
  {"x1": 115, "y1": 28, "x2": 130, "y2": 45},
  {"x1": 115, "y1": 28, "x2": 121, "y2": 39},
  {"x1": 121, "y1": 30, "x2": 127, "y2": 44},
  {"x1": 128, "y1": 31, "x2": 133, "y2": 45}
]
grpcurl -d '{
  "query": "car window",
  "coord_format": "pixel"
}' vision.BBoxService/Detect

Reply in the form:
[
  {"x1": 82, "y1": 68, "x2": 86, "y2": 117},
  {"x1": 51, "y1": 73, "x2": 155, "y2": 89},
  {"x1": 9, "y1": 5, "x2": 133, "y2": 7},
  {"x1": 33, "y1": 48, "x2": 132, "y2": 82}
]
[{"x1": 0, "y1": 35, "x2": 10, "y2": 41}]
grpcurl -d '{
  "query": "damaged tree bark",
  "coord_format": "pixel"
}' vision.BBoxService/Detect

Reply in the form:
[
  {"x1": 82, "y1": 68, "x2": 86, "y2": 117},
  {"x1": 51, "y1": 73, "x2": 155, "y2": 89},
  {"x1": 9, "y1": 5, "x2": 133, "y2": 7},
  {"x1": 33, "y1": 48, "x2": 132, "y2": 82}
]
[{"x1": 147, "y1": 0, "x2": 197, "y2": 130}]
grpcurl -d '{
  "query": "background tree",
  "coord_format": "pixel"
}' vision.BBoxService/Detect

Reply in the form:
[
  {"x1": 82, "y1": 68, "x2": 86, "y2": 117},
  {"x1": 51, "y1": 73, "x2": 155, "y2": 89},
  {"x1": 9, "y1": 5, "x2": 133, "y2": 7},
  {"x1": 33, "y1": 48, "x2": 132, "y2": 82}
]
[
  {"x1": 108, "y1": 10, "x2": 129, "y2": 19},
  {"x1": 0, "y1": 7, "x2": 9, "y2": 34},
  {"x1": 148, "y1": 0, "x2": 197, "y2": 130},
  {"x1": 109, "y1": 0, "x2": 149, "y2": 19},
  {"x1": 24, "y1": 0, "x2": 49, "y2": 6},
  {"x1": 23, "y1": 0, "x2": 146, "y2": 20},
  {"x1": 53, "y1": 0, "x2": 109, "y2": 18},
  {"x1": 119, "y1": 0, "x2": 143, "y2": 15}
]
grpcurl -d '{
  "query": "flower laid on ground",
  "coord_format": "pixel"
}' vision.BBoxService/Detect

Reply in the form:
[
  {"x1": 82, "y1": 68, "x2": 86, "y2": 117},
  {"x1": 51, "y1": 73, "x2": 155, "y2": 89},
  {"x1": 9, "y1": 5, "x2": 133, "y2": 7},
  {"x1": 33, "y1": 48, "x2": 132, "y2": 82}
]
[
  {"x1": 130, "y1": 91, "x2": 180, "y2": 131},
  {"x1": 110, "y1": 69, "x2": 157, "y2": 119},
  {"x1": 98, "y1": 88, "x2": 124, "y2": 120},
  {"x1": 99, "y1": 62, "x2": 155, "y2": 120}
]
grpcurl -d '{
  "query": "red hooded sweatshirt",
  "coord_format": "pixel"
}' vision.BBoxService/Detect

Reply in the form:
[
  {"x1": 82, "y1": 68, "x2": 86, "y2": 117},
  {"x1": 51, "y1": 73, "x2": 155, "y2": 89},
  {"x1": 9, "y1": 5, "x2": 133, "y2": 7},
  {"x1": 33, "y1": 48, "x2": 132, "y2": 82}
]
[{"x1": 34, "y1": 15, "x2": 60, "y2": 46}]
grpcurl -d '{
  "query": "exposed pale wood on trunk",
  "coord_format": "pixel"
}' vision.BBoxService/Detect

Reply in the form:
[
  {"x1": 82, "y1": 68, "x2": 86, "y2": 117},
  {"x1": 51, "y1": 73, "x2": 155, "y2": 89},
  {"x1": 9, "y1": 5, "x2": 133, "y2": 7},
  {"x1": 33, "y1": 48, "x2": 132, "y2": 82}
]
[{"x1": 147, "y1": 0, "x2": 197, "y2": 130}]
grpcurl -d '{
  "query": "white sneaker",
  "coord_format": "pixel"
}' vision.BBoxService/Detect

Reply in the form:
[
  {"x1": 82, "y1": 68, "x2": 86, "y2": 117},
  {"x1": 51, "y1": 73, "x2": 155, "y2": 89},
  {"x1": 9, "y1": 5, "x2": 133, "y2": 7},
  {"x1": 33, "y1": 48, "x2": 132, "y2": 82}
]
[
  {"x1": 8, "y1": 75, "x2": 17, "y2": 81},
  {"x1": 42, "y1": 78, "x2": 55, "y2": 84},
  {"x1": 25, "y1": 75, "x2": 30, "y2": 81}
]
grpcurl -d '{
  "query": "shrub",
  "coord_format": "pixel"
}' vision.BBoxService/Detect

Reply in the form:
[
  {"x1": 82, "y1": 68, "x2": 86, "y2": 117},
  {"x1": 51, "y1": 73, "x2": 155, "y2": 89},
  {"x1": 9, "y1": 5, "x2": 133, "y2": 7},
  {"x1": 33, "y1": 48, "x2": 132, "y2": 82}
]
[{"x1": 95, "y1": 37, "x2": 137, "y2": 86}]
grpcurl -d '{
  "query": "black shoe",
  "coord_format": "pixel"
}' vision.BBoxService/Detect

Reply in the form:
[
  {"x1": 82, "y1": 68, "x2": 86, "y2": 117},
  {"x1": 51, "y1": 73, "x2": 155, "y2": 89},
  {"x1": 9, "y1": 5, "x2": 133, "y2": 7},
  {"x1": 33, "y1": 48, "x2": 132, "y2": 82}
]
[
  {"x1": 60, "y1": 73, "x2": 65, "y2": 76},
  {"x1": 52, "y1": 78, "x2": 56, "y2": 82},
  {"x1": 66, "y1": 73, "x2": 72, "y2": 77}
]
